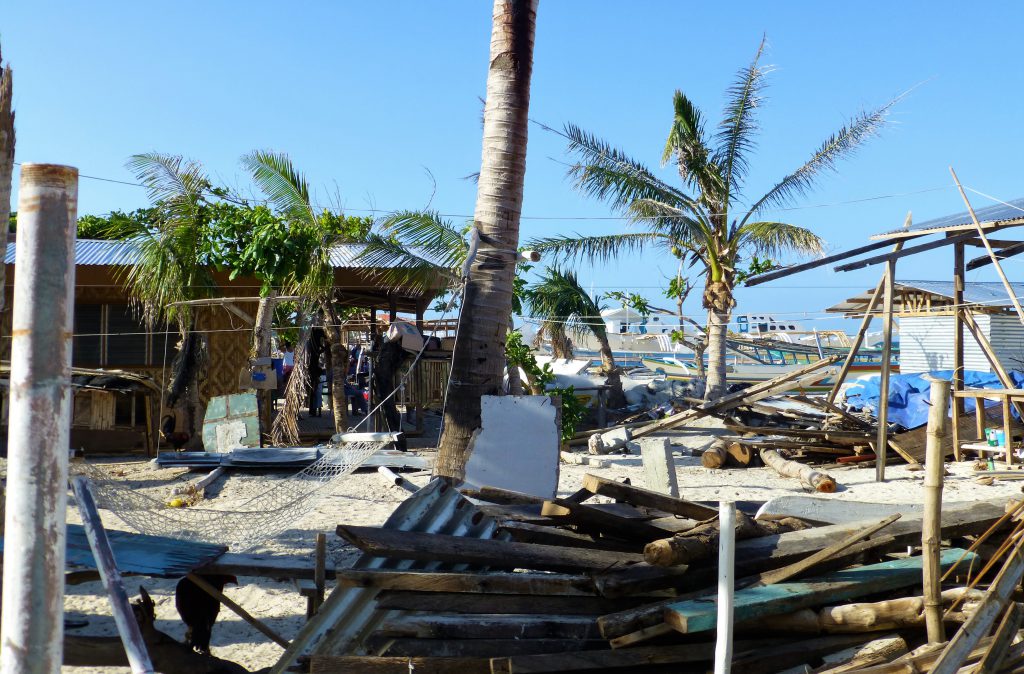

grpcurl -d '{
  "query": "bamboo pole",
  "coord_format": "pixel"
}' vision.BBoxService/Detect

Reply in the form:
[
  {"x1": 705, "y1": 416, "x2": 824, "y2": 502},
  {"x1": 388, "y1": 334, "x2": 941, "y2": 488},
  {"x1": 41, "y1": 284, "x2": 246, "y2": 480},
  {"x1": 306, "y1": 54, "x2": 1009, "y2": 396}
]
[
  {"x1": 827, "y1": 241, "x2": 904, "y2": 404},
  {"x1": 0, "y1": 164, "x2": 78, "y2": 674},
  {"x1": 923, "y1": 377, "x2": 951, "y2": 644},
  {"x1": 877, "y1": 258, "x2": 896, "y2": 482},
  {"x1": 72, "y1": 478, "x2": 155, "y2": 674},
  {"x1": 950, "y1": 167, "x2": 1024, "y2": 326},
  {"x1": 952, "y1": 241, "x2": 965, "y2": 461},
  {"x1": 714, "y1": 501, "x2": 736, "y2": 674}
]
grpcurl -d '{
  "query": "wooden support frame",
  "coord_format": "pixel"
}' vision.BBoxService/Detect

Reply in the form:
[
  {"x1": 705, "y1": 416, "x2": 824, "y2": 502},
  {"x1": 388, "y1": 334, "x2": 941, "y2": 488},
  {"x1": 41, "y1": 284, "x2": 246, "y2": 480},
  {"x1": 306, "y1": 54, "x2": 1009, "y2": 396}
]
[
  {"x1": 834, "y1": 228, "x2": 996, "y2": 273},
  {"x1": 876, "y1": 258, "x2": 896, "y2": 482},
  {"x1": 743, "y1": 236, "x2": 921, "y2": 287},
  {"x1": 967, "y1": 240, "x2": 1024, "y2": 271},
  {"x1": 953, "y1": 241, "x2": 965, "y2": 461}
]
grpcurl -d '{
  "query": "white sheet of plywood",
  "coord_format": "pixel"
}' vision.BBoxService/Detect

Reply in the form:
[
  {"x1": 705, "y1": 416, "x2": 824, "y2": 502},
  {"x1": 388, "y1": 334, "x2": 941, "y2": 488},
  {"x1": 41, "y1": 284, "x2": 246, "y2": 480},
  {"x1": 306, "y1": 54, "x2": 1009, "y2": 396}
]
[{"x1": 462, "y1": 395, "x2": 560, "y2": 499}]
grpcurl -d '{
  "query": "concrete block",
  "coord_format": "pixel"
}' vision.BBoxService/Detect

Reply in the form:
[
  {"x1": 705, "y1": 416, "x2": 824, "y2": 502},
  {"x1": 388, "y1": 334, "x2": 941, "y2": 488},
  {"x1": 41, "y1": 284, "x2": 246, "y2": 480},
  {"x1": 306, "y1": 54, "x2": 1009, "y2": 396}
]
[{"x1": 641, "y1": 437, "x2": 679, "y2": 497}]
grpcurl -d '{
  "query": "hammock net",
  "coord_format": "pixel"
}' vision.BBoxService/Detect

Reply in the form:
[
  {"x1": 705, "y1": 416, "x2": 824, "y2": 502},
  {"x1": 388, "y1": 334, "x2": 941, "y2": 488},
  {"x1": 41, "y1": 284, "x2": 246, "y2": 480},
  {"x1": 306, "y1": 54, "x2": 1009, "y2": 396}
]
[{"x1": 75, "y1": 435, "x2": 389, "y2": 551}]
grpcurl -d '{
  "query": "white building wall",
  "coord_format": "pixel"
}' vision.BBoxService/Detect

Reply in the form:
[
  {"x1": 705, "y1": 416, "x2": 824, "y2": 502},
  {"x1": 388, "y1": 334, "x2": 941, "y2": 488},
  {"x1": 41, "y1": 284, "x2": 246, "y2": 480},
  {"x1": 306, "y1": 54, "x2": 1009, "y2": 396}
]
[{"x1": 899, "y1": 315, "x2": 992, "y2": 374}]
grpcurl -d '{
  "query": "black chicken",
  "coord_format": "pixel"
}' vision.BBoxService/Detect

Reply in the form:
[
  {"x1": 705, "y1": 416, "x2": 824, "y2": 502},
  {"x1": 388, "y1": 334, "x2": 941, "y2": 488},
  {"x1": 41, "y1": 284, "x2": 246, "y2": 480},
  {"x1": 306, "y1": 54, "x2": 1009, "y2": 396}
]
[{"x1": 175, "y1": 574, "x2": 237, "y2": 654}]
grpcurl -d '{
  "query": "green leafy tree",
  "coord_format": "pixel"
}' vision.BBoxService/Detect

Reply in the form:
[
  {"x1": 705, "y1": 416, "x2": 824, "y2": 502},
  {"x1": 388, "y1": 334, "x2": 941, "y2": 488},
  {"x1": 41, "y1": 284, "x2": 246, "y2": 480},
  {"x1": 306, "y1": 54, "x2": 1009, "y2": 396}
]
[
  {"x1": 526, "y1": 266, "x2": 627, "y2": 408},
  {"x1": 529, "y1": 39, "x2": 895, "y2": 400}
]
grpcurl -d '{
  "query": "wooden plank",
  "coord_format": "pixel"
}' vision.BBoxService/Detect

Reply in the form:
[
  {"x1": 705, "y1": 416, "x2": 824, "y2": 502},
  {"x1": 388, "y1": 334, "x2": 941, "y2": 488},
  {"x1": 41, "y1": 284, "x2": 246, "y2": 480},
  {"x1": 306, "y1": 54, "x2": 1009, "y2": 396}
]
[
  {"x1": 498, "y1": 521, "x2": 636, "y2": 552},
  {"x1": 375, "y1": 591, "x2": 646, "y2": 615},
  {"x1": 973, "y1": 602, "x2": 1024, "y2": 673},
  {"x1": 581, "y1": 474, "x2": 717, "y2": 520},
  {"x1": 376, "y1": 614, "x2": 599, "y2": 640},
  {"x1": 723, "y1": 423, "x2": 874, "y2": 445},
  {"x1": 311, "y1": 656, "x2": 490, "y2": 674},
  {"x1": 834, "y1": 229, "x2": 988, "y2": 273},
  {"x1": 966, "y1": 240, "x2": 1024, "y2": 271},
  {"x1": 334, "y1": 569, "x2": 598, "y2": 595},
  {"x1": 662, "y1": 548, "x2": 971, "y2": 634},
  {"x1": 743, "y1": 237, "x2": 919, "y2": 287},
  {"x1": 597, "y1": 501, "x2": 1005, "y2": 640},
  {"x1": 380, "y1": 638, "x2": 607, "y2": 658},
  {"x1": 335, "y1": 526, "x2": 644, "y2": 573},
  {"x1": 630, "y1": 356, "x2": 841, "y2": 440},
  {"x1": 539, "y1": 498, "x2": 682, "y2": 542},
  {"x1": 490, "y1": 642, "x2": 729, "y2": 673},
  {"x1": 877, "y1": 257, "x2": 896, "y2": 480},
  {"x1": 202, "y1": 552, "x2": 336, "y2": 580}
]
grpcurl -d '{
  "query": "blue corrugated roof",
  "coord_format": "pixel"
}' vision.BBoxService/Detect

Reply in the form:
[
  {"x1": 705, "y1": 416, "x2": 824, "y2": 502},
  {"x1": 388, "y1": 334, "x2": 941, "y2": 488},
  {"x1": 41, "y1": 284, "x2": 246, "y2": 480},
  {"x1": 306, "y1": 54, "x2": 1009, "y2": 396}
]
[{"x1": 5, "y1": 239, "x2": 415, "y2": 269}]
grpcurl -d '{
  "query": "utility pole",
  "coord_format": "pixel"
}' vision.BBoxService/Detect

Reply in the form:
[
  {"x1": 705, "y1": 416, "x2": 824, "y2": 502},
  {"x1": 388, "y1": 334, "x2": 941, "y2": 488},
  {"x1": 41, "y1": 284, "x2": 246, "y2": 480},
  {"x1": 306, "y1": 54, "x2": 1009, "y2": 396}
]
[{"x1": 0, "y1": 163, "x2": 78, "y2": 673}]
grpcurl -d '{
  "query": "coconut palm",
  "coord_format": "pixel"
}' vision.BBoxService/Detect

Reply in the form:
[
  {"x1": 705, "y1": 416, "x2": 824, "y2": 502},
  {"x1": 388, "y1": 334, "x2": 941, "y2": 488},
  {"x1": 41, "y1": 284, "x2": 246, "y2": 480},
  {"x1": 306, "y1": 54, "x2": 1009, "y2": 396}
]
[
  {"x1": 527, "y1": 266, "x2": 627, "y2": 408},
  {"x1": 111, "y1": 153, "x2": 219, "y2": 445},
  {"x1": 0, "y1": 45, "x2": 14, "y2": 315},
  {"x1": 529, "y1": 39, "x2": 895, "y2": 400}
]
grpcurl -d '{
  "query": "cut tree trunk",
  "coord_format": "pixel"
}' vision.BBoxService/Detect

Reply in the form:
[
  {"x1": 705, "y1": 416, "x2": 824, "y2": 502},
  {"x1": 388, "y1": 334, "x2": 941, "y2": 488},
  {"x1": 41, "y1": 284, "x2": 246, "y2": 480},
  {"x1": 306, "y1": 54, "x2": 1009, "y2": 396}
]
[
  {"x1": 761, "y1": 448, "x2": 837, "y2": 493},
  {"x1": 436, "y1": 0, "x2": 538, "y2": 479},
  {"x1": 702, "y1": 439, "x2": 754, "y2": 468},
  {"x1": 704, "y1": 304, "x2": 734, "y2": 401},
  {"x1": 597, "y1": 336, "x2": 627, "y2": 408},
  {"x1": 644, "y1": 513, "x2": 808, "y2": 567}
]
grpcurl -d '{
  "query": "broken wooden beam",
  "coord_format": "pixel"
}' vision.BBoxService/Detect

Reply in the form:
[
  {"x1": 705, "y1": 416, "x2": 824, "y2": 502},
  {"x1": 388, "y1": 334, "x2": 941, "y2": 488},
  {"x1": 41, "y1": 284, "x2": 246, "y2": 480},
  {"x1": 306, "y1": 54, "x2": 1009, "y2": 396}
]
[
  {"x1": 335, "y1": 526, "x2": 644, "y2": 573},
  {"x1": 580, "y1": 474, "x2": 717, "y2": 520},
  {"x1": 761, "y1": 448, "x2": 838, "y2": 493}
]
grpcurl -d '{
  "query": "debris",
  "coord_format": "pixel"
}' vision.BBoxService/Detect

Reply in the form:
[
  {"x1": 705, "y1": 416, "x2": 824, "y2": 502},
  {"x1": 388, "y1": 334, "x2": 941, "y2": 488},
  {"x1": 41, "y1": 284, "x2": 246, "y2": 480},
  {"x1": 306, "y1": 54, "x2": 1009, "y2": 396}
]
[
  {"x1": 761, "y1": 448, "x2": 838, "y2": 493},
  {"x1": 639, "y1": 437, "x2": 679, "y2": 497}
]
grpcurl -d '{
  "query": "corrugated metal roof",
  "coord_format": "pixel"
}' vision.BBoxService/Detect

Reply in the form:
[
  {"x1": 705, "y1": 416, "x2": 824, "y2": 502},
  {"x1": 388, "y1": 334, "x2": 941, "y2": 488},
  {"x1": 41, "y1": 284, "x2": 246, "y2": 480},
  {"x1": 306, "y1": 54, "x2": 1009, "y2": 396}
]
[
  {"x1": 827, "y1": 280, "x2": 1024, "y2": 314},
  {"x1": 5, "y1": 239, "x2": 424, "y2": 269},
  {"x1": 875, "y1": 198, "x2": 1024, "y2": 237}
]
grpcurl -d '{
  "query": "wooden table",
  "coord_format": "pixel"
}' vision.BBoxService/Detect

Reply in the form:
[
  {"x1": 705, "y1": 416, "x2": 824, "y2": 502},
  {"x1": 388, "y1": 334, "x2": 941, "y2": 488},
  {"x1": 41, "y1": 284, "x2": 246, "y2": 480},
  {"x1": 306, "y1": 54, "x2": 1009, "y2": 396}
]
[{"x1": 953, "y1": 389, "x2": 1024, "y2": 466}]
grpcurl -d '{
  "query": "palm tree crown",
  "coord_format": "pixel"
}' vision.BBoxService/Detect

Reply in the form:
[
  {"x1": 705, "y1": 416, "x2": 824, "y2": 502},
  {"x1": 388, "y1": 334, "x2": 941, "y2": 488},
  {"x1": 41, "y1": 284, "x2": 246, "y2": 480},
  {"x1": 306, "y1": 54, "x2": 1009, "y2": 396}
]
[{"x1": 528, "y1": 38, "x2": 896, "y2": 399}]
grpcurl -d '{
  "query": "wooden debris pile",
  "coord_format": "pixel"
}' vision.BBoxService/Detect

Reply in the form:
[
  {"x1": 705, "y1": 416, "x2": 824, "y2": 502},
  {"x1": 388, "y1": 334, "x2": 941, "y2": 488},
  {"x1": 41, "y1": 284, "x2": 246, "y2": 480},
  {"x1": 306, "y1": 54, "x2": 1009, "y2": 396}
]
[{"x1": 305, "y1": 475, "x2": 1024, "y2": 673}]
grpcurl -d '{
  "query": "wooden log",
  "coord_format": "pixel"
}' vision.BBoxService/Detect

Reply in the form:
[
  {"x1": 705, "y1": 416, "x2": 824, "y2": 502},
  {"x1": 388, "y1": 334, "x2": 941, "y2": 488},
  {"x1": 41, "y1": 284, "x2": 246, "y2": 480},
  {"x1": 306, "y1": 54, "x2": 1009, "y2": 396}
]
[
  {"x1": 310, "y1": 656, "x2": 490, "y2": 674},
  {"x1": 702, "y1": 439, "x2": 730, "y2": 468},
  {"x1": 580, "y1": 473, "x2": 717, "y2": 520},
  {"x1": 761, "y1": 448, "x2": 838, "y2": 493},
  {"x1": 465, "y1": 485, "x2": 548, "y2": 506},
  {"x1": 643, "y1": 512, "x2": 808, "y2": 567},
  {"x1": 814, "y1": 635, "x2": 908, "y2": 673},
  {"x1": 335, "y1": 526, "x2": 644, "y2": 573},
  {"x1": 334, "y1": 569, "x2": 598, "y2": 595},
  {"x1": 374, "y1": 590, "x2": 645, "y2": 615},
  {"x1": 662, "y1": 549, "x2": 972, "y2": 635}
]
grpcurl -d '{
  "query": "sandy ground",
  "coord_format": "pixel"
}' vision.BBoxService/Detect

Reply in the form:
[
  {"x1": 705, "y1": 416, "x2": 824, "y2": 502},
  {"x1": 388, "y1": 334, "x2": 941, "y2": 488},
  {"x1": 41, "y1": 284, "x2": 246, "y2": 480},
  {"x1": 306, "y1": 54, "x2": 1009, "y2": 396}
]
[{"x1": 50, "y1": 419, "x2": 1024, "y2": 672}]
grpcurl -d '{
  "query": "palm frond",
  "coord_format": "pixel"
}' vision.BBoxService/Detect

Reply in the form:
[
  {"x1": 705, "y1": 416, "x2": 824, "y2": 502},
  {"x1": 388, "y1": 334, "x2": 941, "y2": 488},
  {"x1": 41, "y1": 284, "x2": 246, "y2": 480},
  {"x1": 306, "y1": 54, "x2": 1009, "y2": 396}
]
[
  {"x1": 736, "y1": 221, "x2": 824, "y2": 259},
  {"x1": 526, "y1": 267, "x2": 606, "y2": 341},
  {"x1": 628, "y1": 199, "x2": 714, "y2": 248},
  {"x1": 563, "y1": 123, "x2": 696, "y2": 211},
  {"x1": 526, "y1": 232, "x2": 668, "y2": 265},
  {"x1": 712, "y1": 37, "x2": 769, "y2": 194},
  {"x1": 126, "y1": 153, "x2": 208, "y2": 231},
  {"x1": 356, "y1": 234, "x2": 458, "y2": 293},
  {"x1": 662, "y1": 91, "x2": 725, "y2": 201},
  {"x1": 740, "y1": 98, "x2": 896, "y2": 226},
  {"x1": 376, "y1": 210, "x2": 468, "y2": 269},
  {"x1": 241, "y1": 150, "x2": 317, "y2": 227}
]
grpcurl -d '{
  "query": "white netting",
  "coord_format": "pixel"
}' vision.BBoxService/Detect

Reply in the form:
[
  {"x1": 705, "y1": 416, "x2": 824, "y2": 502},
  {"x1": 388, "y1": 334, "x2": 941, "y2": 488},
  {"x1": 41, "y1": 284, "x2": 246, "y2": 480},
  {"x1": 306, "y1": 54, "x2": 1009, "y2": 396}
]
[{"x1": 76, "y1": 438, "x2": 386, "y2": 551}]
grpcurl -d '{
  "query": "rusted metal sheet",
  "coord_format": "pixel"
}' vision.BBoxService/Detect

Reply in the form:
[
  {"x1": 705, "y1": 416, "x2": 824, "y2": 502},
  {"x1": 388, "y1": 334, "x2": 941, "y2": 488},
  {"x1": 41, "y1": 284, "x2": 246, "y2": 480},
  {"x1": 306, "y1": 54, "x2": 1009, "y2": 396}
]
[{"x1": 270, "y1": 478, "x2": 504, "y2": 673}]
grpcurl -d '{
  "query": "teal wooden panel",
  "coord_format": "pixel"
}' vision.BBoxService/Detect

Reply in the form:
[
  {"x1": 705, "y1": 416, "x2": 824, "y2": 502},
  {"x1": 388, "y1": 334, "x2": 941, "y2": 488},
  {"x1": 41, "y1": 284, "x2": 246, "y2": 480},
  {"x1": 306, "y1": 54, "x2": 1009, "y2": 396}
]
[
  {"x1": 201, "y1": 392, "x2": 260, "y2": 451},
  {"x1": 664, "y1": 548, "x2": 974, "y2": 634}
]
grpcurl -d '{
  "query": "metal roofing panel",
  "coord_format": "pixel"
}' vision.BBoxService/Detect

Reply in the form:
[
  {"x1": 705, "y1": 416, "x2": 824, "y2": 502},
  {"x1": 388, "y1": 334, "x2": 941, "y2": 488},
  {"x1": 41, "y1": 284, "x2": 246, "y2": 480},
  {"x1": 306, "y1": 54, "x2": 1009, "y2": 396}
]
[
  {"x1": 827, "y1": 281, "x2": 1024, "y2": 313},
  {"x1": 874, "y1": 198, "x2": 1024, "y2": 237},
  {"x1": 5, "y1": 239, "x2": 432, "y2": 270}
]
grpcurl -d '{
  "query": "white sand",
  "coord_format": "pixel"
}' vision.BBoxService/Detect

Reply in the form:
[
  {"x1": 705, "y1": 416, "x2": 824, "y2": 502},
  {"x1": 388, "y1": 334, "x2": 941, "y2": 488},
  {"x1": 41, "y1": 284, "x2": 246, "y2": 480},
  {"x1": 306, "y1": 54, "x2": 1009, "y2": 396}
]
[{"x1": 51, "y1": 434, "x2": 1024, "y2": 673}]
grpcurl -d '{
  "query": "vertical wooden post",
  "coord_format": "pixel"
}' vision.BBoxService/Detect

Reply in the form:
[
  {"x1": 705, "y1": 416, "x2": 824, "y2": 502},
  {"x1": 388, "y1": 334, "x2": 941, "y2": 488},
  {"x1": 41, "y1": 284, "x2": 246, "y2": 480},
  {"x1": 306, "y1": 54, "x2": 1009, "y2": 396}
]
[
  {"x1": 313, "y1": 532, "x2": 326, "y2": 615},
  {"x1": 952, "y1": 242, "x2": 965, "y2": 461},
  {"x1": 1003, "y1": 396, "x2": 1013, "y2": 467},
  {"x1": 876, "y1": 258, "x2": 896, "y2": 482},
  {"x1": 253, "y1": 291, "x2": 276, "y2": 445},
  {"x1": 71, "y1": 478, "x2": 155, "y2": 674},
  {"x1": 1, "y1": 164, "x2": 78, "y2": 674},
  {"x1": 923, "y1": 377, "x2": 950, "y2": 644},
  {"x1": 388, "y1": 296, "x2": 397, "y2": 323},
  {"x1": 714, "y1": 501, "x2": 736, "y2": 674},
  {"x1": 415, "y1": 298, "x2": 426, "y2": 333},
  {"x1": 827, "y1": 241, "x2": 904, "y2": 405}
]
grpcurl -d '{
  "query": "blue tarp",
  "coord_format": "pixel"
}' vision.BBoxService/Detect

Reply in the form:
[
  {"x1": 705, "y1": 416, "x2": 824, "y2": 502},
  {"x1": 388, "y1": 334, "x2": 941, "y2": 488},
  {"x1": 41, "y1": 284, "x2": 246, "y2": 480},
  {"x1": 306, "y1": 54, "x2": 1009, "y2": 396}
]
[{"x1": 845, "y1": 370, "x2": 1024, "y2": 430}]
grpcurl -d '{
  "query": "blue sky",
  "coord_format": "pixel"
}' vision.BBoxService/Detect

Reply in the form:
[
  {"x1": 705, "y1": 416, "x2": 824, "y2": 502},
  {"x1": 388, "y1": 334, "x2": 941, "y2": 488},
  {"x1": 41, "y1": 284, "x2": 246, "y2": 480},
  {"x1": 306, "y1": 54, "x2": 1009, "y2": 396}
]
[{"x1": 5, "y1": 1, "x2": 1024, "y2": 331}]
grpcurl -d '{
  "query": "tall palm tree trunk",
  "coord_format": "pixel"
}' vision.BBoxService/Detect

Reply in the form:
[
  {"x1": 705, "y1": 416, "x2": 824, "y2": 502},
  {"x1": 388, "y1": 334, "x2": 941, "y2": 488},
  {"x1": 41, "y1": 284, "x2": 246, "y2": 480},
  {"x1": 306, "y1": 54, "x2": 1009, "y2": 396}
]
[
  {"x1": 436, "y1": 0, "x2": 538, "y2": 479},
  {"x1": 0, "y1": 51, "x2": 13, "y2": 315},
  {"x1": 704, "y1": 306, "x2": 733, "y2": 400},
  {"x1": 320, "y1": 303, "x2": 349, "y2": 435},
  {"x1": 596, "y1": 336, "x2": 627, "y2": 409}
]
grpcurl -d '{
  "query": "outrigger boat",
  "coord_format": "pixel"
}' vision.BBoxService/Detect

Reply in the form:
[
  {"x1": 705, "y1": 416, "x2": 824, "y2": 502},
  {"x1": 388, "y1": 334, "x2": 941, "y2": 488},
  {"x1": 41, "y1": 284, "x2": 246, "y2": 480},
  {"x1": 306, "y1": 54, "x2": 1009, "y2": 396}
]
[{"x1": 642, "y1": 337, "x2": 898, "y2": 391}]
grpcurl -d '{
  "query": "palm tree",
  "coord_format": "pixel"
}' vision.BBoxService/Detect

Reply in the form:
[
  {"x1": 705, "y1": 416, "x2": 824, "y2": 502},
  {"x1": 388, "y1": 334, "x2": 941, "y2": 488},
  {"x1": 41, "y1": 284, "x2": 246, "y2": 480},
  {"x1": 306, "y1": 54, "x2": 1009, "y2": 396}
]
[
  {"x1": 527, "y1": 267, "x2": 627, "y2": 408},
  {"x1": 242, "y1": 150, "x2": 368, "y2": 438},
  {"x1": 530, "y1": 39, "x2": 895, "y2": 400},
  {"x1": 0, "y1": 45, "x2": 13, "y2": 316},
  {"x1": 112, "y1": 153, "x2": 219, "y2": 444},
  {"x1": 435, "y1": 0, "x2": 539, "y2": 478}
]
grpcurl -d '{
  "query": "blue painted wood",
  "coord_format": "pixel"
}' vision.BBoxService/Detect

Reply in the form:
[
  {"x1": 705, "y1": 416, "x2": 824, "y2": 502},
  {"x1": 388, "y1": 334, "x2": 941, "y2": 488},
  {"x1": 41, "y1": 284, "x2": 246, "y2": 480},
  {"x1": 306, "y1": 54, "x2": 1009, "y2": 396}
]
[
  {"x1": 1, "y1": 524, "x2": 226, "y2": 578},
  {"x1": 663, "y1": 548, "x2": 975, "y2": 634}
]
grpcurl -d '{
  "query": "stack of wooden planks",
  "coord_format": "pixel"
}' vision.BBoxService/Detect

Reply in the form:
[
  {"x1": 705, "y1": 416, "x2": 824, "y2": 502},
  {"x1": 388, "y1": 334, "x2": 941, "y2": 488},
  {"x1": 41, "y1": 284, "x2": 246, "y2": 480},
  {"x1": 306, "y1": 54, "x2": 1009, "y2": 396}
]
[{"x1": 305, "y1": 474, "x2": 1021, "y2": 674}]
